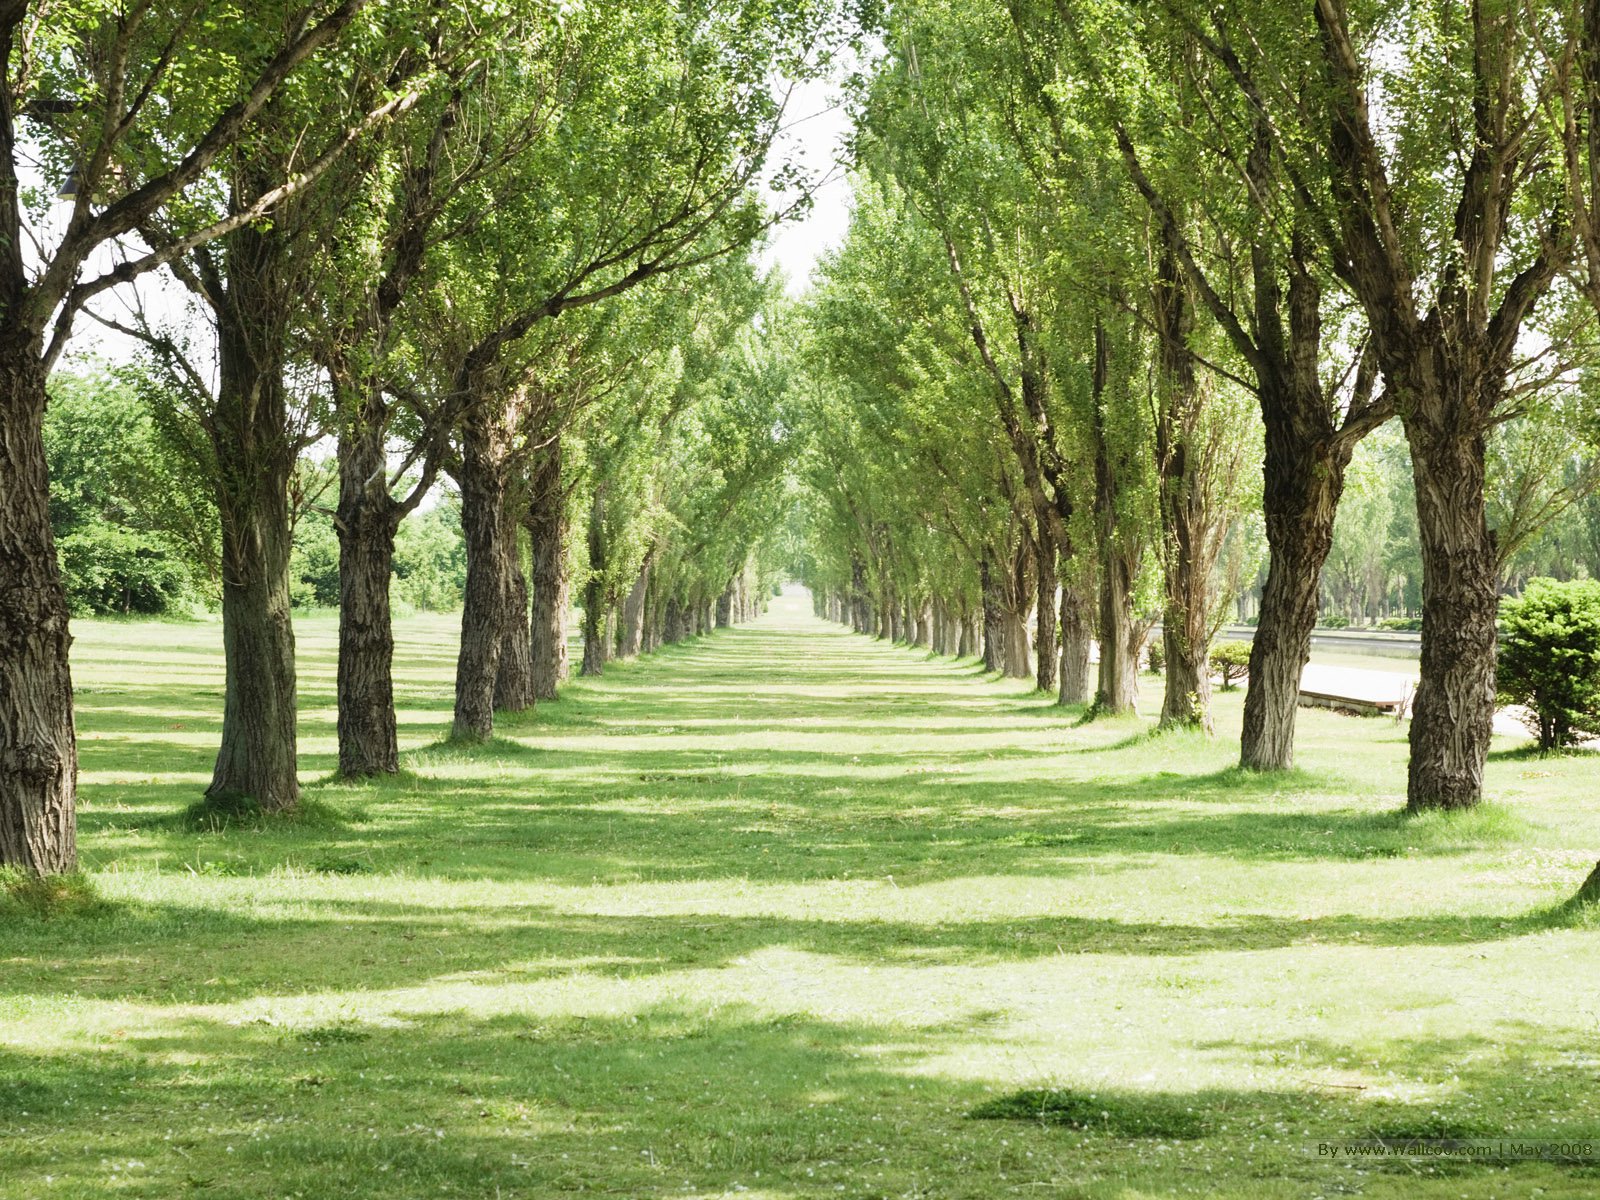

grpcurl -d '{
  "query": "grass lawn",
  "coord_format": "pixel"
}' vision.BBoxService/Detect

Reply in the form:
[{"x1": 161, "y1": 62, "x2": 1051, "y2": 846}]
[{"x1": 3, "y1": 588, "x2": 1599, "y2": 1198}]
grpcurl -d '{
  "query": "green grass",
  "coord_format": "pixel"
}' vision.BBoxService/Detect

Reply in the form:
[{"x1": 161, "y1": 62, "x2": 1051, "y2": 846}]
[{"x1": 3, "y1": 592, "x2": 1599, "y2": 1198}]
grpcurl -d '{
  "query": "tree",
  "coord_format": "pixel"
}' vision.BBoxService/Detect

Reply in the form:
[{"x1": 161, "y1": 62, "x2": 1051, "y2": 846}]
[
  {"x1": 1496, "y1": 579, "x2": 1600, "y2": 753},
  {"x1": 2, "y1": 0, "x2": 381, "y2": 873}
]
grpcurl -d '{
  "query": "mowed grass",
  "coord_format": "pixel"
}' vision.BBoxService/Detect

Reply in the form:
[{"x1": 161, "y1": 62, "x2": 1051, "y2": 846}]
[{"x1": 3, "y1": 591, "x2": 1599, "y2": 1199}]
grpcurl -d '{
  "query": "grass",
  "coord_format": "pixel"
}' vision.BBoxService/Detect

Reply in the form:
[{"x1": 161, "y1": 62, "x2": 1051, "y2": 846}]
[{"x1": 2, "y1": 591, "x2": 1598, "y2": 1198}]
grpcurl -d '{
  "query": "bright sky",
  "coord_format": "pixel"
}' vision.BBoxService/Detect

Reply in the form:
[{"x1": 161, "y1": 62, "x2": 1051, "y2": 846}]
[{"x1": 758, "y1": 76, "x2": 855, "y2": 297}]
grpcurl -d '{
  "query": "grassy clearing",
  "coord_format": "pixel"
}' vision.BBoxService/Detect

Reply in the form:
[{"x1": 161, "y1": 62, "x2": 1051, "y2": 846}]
[{"x1": 3, "y1": 591, "x2": 1599, "y2": 1198}]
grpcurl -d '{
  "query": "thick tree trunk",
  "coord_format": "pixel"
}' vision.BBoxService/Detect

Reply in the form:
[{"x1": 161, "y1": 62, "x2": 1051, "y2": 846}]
[
  {"x1": 1406, "y1": 423, "x2": 1497, "y2": 810},
  {"x1": 1058, "y1": 583, "x2": 1092, "y2": 705},
  {"x1": 208, "y1": 302, "x2": 298, "y2": 809},
  {"x1": 335, "y1": 416, "x2": 403, "y2": 777},
  {"x1": 957, "y1": 610, "x2": 975, "y2": 658},
  {"x1": 716, "y1": 585, "x2": 733, "y2": 628},
  {"x1": 1034, "y1": 540, "x2": 1059, "y2": 694},
  {"x1": 0, "y1": 337, "x2": 77, "y2": 873},
  {"x1": 1003, "y1": 609, "x2": 1032, "y2": 680},
  {"x1": 526, "y1": 440, "x2": 568, "y2": 701},
  {"x1": 1095, "y1": 547, "x2": 1140, "y2": 715},
  {"x1": 495, "y1": 555, "x2": 533, "y2": 709},
  {"x1": 452, "y1": 398, "x2": 515, "y2": 742},
  {"x1": 1240, "y1": 431, "x2": 1349, "y2": 770}
]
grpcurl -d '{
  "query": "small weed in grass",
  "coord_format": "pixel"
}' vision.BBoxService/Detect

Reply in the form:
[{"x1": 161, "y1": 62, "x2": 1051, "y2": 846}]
[
  {"x1": 969, "y1": 1088, "x2": 1210, "y2": 1139},
  {"x1": 296, "y1": 1023, "x2": 372, "y2": 1046}
]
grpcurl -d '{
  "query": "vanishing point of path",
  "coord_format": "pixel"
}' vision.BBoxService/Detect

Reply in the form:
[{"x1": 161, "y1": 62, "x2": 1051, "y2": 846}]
[{"x1": 6, "y1": 589, "x2": 1599, "y2": 1198}]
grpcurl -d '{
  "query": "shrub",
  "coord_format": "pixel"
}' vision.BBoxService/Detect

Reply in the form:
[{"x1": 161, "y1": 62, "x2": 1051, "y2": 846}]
[
  {"x1": 1496, "y1": 578, "x2": 1600, "y2": 753},
  {"x1": 1317, "y1": 614, "x2": 1351, "y2": 629},
  {"x1": 1209, "y1": 640, "x2": 1252, "y2": 690},
  {"x1": 1145, "y1": 636, "x2": 1165, "y2": 674},
  {"x1": 1377, "y1": 616, "x2": 1423, "y2": 632}
]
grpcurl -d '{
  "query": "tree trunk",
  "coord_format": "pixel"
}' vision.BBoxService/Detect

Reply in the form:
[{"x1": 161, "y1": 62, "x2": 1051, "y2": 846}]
[
  {"x1": 1003, "y1": 608, "x2": 1032, "y2": 679},
  {"x1": 1152, "y1": 238, "x2": 1216, "y2": 734},
  {"x1": 1240, "y1": 431, "x2": 1350, "y2": 770},
  {"x1": 0, "y1": 336, "x2": 77, "y2": 873},
  {"x1": 494, "y1": 552, "x2": 533, "y2": 709},
  {"x1": 452, "y1": 397, "x2": 515, "y2": 742},
  {"x1": 957, "y1": 610, "x2": 975, "y2": 658},
  {"x1": 335, "y1": 414, "x2": 403, "y2": 777},
  {"x1": 716, "y1": 585, "x2": 733, "y2": 628},
  {"x1": 526, "y1": 439, "x2": 568, "y2": 701},
  {"x1": 208, "y1": 295, "x2": 299, "y2": 809},
  {"x1": 1034, "y1": 539, "x2": 1059, "y2": 694},
  {"x1": 1095, "y1": 545, "x2": 1140, "y2": 715},
  {"x1": 1406, "y1": 422, "x2": 1497, "y2": 810},
  {"x1": 980, "y1": 555, "x2": 1004, "y2": 672},
  {"x1": 580, "y1": 487, "x2": 607, "y2": 677},
  {"x1": 1058, "y1": 583, "x2": 1092, "y2": 705},
  {"x1": 619, "y1": 557, "x2": 651, "y2": 657}
]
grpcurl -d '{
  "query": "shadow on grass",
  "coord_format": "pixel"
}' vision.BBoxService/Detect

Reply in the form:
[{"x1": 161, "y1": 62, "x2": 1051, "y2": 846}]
[{"x1": 1, "y1": 1006, "x2": 1593, "y2": 1197}]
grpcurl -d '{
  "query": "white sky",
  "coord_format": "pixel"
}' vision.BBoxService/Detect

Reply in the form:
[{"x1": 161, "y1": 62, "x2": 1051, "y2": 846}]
[{"x1": 757, "y1": 75, "x2": 855, "y2": 297}]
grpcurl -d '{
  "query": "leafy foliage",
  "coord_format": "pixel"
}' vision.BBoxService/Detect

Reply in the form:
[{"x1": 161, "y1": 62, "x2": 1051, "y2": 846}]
[{"x1": 1497, "y1": 579, "x2": 1600, "y2": 752}]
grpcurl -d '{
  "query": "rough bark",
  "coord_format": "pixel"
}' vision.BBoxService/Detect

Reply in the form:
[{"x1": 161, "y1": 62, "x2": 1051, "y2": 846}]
[
  {"x1": 716, "y1": 586, "x2": 733, "y2": 628},
  {"x1": 580, "y1": 487, "x2": 607, "y2": 677},
  {"x1": 1095, "y1": 549, "x2": 1140, "y2": 715},
  {"x1": 1406, "y1": 422, "x2": 1498, "y2": 810},
  {"x1": 1240, "y1": 433, "x2": 1350, "y2": 770},
  {"x1": 1058, "y1": 583, "x2": 1092, "y2": 706},
  {"x1": 1152, "y1": 239, "x2": 1217, "y2": 734},
  {"x1": 526, "y1": 439, "x2": 568, "y2": 700},
  {"x1": 207, "y1": 256, "x2": 299, "y2": 810},
  {"x1": 495, "y1": 553, "x2": 533, "y2": 709},
  {"x1": 452, "y1": 395, "x2": 516, "y2": 741},
  {"x1": 335, "y1": 412, "x2": 403, "y2": 777},
  {"x1": 980, "y1": 555, "x2": 1004, "y2": 672},
  {"x1": 0, "y1": 335, "x2": 77, "y2": 873},
  {"x1": 1034, "y1": 539, "x2": 1059, "y2": 693},
  {"x1": 619, "y1": 557, "x2": 651, "y2": 657}
]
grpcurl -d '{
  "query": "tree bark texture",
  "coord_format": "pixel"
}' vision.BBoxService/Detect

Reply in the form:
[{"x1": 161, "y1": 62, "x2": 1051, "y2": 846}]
[
  {"x1": 452, "y1": 397, "x2": 517, "y2": 741},
  {"x1": 1405, "y1": 421, "x2": 1498, "y2": 810},
  {"x1": 1034, "y1": 538, "x2": 1059, "y2": 694},
  {"x1": 1240, "y1": 429, "x2": 1351, "y2": 770},
  {"x1": 526, "y1": 439, "x2": 568, "y2": 700},
  {"x1": 207, "y1": 248, "x2": 300, "y2": 810},
  {"x1": 1058, "y1": 583, "x2": 1092, "y2": 706},
  {"x1": 980, "y1": 555, "x2": 1004, "y2": 672},
  {"x1": 335, "y1": 411, "x2": 404, "y2": 777},
  {"x1": 0, "y1": 335, "x2": 77, "y2": 872}
]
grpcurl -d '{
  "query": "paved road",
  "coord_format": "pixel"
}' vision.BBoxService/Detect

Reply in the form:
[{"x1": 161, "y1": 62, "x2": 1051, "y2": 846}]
[{"x1": 1218, "y1": 624, "x2": 1421, "y2": 659}]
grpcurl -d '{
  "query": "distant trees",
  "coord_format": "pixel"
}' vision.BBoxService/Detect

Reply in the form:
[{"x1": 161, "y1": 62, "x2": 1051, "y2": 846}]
[
  {"x1": 2, "y1": 0, "x2": 856, "y2": 875},
  {"x1": 793, "y1": 0, "x2": 1600, "y2": 809}
]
